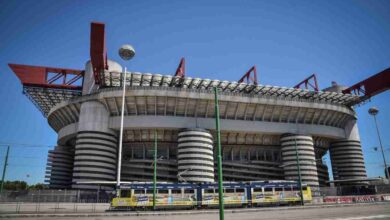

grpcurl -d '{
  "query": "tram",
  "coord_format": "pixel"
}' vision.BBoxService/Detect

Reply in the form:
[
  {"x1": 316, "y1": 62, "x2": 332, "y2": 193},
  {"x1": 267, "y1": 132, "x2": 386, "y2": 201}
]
[{"x1": 110, "y1": 180, "x2": 312, "y2": 210}]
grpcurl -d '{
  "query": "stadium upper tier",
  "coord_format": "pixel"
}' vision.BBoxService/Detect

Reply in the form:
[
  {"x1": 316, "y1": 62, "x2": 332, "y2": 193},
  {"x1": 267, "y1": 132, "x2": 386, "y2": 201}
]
[
  {"x1": 23, "y1": 70, "x2": 360, "y2": 117},
  {"x1": 100, "y1": 71, "x2": 360, "y2": 105},
  {"x1": 47, "y1": 71, "x2": 357, "y2": 138}
]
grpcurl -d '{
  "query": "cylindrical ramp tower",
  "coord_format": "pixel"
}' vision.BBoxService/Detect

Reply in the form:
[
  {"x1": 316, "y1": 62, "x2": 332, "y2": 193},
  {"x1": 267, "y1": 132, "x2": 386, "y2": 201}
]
[
  {"x1": 177, "y1": 128, "x2": 214, "y2": 183},
  {"x1": 46, "y1": 146, "x2": 74, "y2": 189},
  {"x1": 330, "y1": 140, "x2": 367, "y2": 182},
  {"x1": 280, "y1": 134, "x2": 319, "y2": 188},
  {"x1": 72, "y1": 101, "x2": 118, "y2": 190}
]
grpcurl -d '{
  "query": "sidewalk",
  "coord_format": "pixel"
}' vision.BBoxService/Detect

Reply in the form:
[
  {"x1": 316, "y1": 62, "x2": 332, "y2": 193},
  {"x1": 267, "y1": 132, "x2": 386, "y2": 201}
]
[{"x1": 1, "y1": 202, "x2": 389, "y2": 219}]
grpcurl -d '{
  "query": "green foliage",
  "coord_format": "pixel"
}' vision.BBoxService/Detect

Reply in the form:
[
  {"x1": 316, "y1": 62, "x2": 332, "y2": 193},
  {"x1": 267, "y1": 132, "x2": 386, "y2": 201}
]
[
  {"x1": 0, "y1": 180, "x2": 27, "y2": 190},
  {"x1": 28, "y1": 183, "x2": 46, "y2": 190},
  {"x1": 0, "y1": 181, "x2": 47, "y2": 190}
]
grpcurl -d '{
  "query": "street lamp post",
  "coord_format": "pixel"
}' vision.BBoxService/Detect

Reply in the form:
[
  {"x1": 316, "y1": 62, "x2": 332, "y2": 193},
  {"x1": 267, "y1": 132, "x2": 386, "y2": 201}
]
[
  {"x1": 117, "y1": 44, "x2": 135, "y2": 197},
  {"x1": 368, "y1": 107, "x2": 389, "y2": 180},
  {"x1": 153, "y1": 129, "x2": 157, "y2": 211},
  {"x1": 214, "y1": 87, "x2": 224, "y2": 220}
]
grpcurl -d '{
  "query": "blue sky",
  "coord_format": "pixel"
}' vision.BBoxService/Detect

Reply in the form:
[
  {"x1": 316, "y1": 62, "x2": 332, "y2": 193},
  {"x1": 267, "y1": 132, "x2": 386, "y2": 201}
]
[{"x1": 0, "y1": 0, "x2": 389, "y2": 184}]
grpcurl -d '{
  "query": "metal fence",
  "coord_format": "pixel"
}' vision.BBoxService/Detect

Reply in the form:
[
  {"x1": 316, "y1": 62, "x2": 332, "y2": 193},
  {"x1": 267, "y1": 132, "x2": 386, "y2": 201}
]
[
  {"x1": 319, "y1": 184, "x2": 390, "y2": 197},
  {"x1": 0, "y1": 189, "x2": 115, "y2": 203},
  {"x1": 0, "y1": 185, "x2": 389, "y2": 214}
]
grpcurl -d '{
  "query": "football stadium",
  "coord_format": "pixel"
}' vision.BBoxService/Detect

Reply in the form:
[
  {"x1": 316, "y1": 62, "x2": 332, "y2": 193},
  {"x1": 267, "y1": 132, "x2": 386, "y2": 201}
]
[{"x1": 9, "y1": 22, "x2": 390, "y2": 192}]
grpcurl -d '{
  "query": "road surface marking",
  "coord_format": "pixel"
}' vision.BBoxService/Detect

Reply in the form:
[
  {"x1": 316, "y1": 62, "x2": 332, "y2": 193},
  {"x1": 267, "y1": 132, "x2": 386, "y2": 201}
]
[{"x1": 322, "y1": 215, "x2": 390, "y2": 220}]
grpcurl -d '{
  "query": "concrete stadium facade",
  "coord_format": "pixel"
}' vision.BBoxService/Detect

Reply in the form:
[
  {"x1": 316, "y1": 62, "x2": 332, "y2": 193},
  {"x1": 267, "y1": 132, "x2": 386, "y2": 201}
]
[{"x1": 45, "y1": 59, "x2": 367, "y2": 190}]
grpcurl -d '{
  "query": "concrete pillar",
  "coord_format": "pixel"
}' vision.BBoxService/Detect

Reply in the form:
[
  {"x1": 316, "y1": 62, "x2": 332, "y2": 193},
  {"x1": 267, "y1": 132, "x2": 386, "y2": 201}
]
[
  {"x1": 330, "y1": 120, "x2": 367, "y2": 185},
  {"x1": 72, "y1": 101, "x2": 118, "y2": 190},
  {"x1": 177, "y1": 128, "x2": 214, "y2": 183},
  {"x1": 280, "y1": 134, "x2": 319, "y2": 188},
  {"x1": 82, "y1": 59, "x2": 122, "y2": 95},
  {"x1": 46, "y1": 146, "x2": 74, "y2": 189}
]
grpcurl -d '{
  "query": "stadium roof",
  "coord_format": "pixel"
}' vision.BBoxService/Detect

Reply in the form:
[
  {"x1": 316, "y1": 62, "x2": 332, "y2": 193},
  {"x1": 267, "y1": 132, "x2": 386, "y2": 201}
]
[
  {"x1": 13, "y1": 69, "x2": 360, "y2": 117},
  {"x1": 10, "y1": 64, "x2": 360, "y2": 117}
]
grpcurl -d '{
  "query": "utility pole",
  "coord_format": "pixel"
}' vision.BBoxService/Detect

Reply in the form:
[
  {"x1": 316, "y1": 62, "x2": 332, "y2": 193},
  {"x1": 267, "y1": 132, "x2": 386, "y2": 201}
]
[
  {"x1": 0, "y1": 146, "x2": 10, "y2": 193},
  {"x1": 153, "y1": 129, "x2": 157, "y2": 210},
  {"x1": 294, "y1": 138, "x2": 304, "y2": 205},
  {"x1": 214, "y1": 87, "x2": 224, "y2": 220}
]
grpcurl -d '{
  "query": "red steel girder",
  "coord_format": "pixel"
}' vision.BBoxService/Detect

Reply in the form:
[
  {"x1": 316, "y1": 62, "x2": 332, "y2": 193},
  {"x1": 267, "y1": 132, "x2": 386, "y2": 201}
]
[
  {"x1": 9, "y1": 63, "x2": 84, "y2": 90},
  {"x1": 342, "y1": 68, "x2": 390, "y2": 100},
  {"x1": 90, "y1": 22, "x2": 108, "y2": 85},
  {"x1": 175, "y1": 57, "x2": 185, "y2": 77},
  {"x1": 238, "y1": 65, "x2": 258, "y2": 85},
  {"x1": 294, "y1": 74, "x2": 319, "y2": 91}
]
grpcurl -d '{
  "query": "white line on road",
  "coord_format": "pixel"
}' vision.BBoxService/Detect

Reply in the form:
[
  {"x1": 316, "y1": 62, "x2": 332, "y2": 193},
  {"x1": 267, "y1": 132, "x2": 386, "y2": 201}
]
[{"x1": 321, "y1": 215, "x2": 390, "y2": 220}]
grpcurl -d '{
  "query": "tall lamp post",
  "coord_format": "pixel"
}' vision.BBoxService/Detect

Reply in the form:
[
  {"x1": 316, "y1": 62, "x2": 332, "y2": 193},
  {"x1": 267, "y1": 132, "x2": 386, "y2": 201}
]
[
  {"x1": 116, "y1": 44, "x2": 135, "y2": 197},
  {"x1": 214, "y1": 87, "x2": 224, "y2": 220},
  {"x1": 153, "y1": 129, "x2": 157, "y2": 210},
  {"x1": 368, "y1": 107, "x2": 389, "y2": 180}
]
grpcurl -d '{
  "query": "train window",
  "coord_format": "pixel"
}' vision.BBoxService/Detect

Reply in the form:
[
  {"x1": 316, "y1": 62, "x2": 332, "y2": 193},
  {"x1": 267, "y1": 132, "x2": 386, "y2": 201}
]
[
  {"x1": 205, "y1": 189, "x2": 214, "y2": 193},
  {"x1": 120, "y1": 190, "x2": 130, "y2": 197},
  {"x1": 134, "y1": 189, "x2": 144, "y2": 194},
  {"x1": 264, "y1": 188, "x2": 273, "y2": 192},
  {"x1": 158, "y1": 189, "x2": 168, "y2": 194},
  {"x1": 184, "y1": 189, "x2": 194, "y2": 194},
  {"x1": 253, "y1": 188, "x2": 262, "y2": 192},
  {"x1": 146, "y1": 189, "x2": 154, "y2": 194},
  {"x1": 236, "y1": 188, "x2": 245, "y2": 193},
  {"x1": 292, "y1": 187, "x2": 299, "y2": 191},
  {"x1": 171, "y1": 189, "x2": 182, "y2": 194},
  {"x1": 225, "y1": 188, "x2": 234, "y2": 193},
  {"x1": 275, "y1": 188, "x2": 283, "y2": 192}
]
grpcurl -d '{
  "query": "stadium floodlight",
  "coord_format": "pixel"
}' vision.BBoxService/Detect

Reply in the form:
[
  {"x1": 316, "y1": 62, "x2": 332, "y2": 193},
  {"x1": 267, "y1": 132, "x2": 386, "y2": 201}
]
[
  {"x1": 116, "y1": 44, "x2": 136, "y2": 197},
  {"x1": 368, "y1": 107, "x2": 389, "y2": 180},
  {"x1": 119, "y1": 44, "x2": 135, "y2": 61}
]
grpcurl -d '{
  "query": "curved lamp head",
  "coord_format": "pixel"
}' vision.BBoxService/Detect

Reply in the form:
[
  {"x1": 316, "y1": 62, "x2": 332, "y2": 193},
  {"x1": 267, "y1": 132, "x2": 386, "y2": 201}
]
[
  {"x1": 368, "y1": 107, "x2": 379, "y2": 116},
  {"x1": 119, "y1": 44, "x2": 135, "y2": 61}
]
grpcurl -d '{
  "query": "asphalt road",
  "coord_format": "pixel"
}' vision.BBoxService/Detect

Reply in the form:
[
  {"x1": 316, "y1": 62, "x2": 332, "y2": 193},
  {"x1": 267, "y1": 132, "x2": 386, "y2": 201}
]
[{"x1": 4, "y1": 203, "x2": 390, "y2": 220}]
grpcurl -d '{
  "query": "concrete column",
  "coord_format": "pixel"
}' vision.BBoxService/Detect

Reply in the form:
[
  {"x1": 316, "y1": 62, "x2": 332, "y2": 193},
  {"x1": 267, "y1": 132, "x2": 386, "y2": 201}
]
[
  {"x1": 72, "y1": 101, "x2": 118, "y2": 190},
  {"x1": 330, "y1": 120, "x2": 367, "y2": 185},
  {"x1": 82, "y1": 59, "x2": 122, "y2": 95},
  {"x1": 280, "y1": 134, "x2": 319, "y2": 188},
  {"x1": 177, "y1": 128, "x2": 214, "y2": 183},
  {"x1": 46, "y1": 146, "x2": 74, "y2": 189}
]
